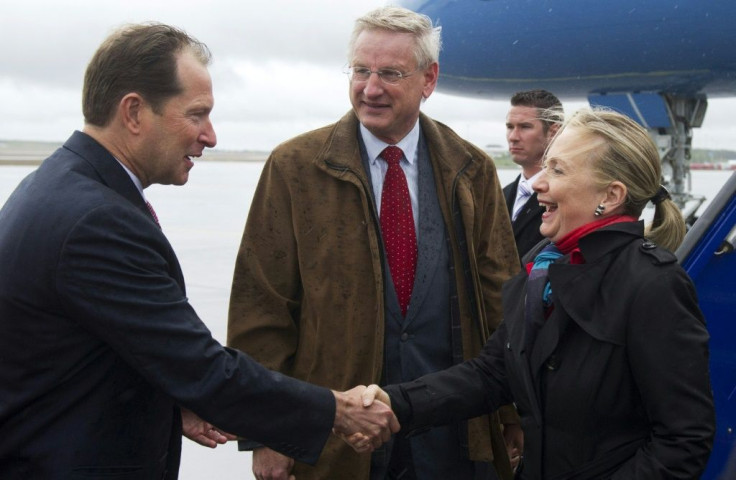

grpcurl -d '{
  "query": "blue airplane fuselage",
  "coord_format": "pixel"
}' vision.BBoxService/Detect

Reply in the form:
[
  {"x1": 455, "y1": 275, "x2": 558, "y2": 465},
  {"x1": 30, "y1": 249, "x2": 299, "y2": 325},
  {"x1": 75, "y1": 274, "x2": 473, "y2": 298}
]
[{"x1": 399, "y1": 0, "x2": 736, "y2": 100}]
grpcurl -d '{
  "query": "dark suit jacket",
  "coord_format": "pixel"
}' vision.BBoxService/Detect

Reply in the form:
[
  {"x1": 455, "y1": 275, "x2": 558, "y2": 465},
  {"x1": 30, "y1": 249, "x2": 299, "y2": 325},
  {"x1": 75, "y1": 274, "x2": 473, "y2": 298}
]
[
  {"x1": 0, "y1": 131, "x2": 334, "y2": 480},
  {"x1": 371, "y1": 135, "x2": 478, "y2": 479},
  {"x1": 386, "y1": 222, "x2": 714, "y2": 479},
  {"x1": 503, "y1": 175, "x2": 545, "y2": 261}
]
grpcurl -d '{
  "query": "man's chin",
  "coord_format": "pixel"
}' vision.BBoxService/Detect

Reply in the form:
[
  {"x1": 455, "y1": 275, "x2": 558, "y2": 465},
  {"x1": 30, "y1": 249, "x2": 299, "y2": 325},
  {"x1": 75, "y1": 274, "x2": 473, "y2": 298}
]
[
  {"x1": 174, "y1": 175, "x2": 189, "y2": 186},
  {"x1": 511, "y1": 157, "x2": 525, "y2": 166},
  {"x1": 358, "y1": 115, "x2": 387, "y2": 131},
  {"x1": 156, "y1": 173, "x2": 189, "y2": 187}
]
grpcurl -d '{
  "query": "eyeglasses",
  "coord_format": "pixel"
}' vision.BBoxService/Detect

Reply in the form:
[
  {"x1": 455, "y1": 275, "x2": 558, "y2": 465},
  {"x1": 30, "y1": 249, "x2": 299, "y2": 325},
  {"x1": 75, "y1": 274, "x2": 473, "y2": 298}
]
[{"x1": 343, "y1": 66, "x2": 417, "y2": 85}]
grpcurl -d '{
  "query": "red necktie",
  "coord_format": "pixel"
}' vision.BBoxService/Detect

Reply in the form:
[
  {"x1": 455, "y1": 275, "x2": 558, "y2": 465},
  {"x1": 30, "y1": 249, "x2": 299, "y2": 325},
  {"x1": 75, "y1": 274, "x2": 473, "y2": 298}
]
[
  {"x1": 146, "y1": 200, "x2": 161, "y2": 228},
  {"x1": 380, "y1": 146, "x2": 417, "y2": 317}
]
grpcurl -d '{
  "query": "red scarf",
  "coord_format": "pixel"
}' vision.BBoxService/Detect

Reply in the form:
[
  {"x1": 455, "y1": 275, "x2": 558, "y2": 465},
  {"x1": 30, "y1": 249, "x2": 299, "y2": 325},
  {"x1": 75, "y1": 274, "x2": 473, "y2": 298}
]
[
  {"x1": 526, "y1": 215, "x2": 637, "y2": 273},
  {"x1": 555, "y1": 215, "x2": 637, "y2": 263}
]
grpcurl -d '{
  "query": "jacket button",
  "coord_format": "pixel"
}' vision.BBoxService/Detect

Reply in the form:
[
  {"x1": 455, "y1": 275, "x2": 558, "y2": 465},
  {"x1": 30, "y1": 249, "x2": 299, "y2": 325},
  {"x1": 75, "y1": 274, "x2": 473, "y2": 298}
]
[
  {"x1": 641, "y1": 241, "x2": 657, "y2": 250},
  {"x1": 546, "y1": 355, "x2": 560, "y2": 370},
  {"x1": 400, "y1": 332, "x2": 409, "y2": 342}
]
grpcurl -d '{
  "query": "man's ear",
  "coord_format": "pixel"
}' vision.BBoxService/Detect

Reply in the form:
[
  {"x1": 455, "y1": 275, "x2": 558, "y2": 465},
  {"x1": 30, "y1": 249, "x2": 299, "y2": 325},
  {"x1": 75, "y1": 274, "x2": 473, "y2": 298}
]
[
  {"x1": 421, "y1": 62, "x2": 439, "y2": 99},
  {"x1": 546, "y1": 122, "x2": 561, "y2": 140},
  {"x1": 118, "y1": 93, "x2": 145, "y2": 134}
]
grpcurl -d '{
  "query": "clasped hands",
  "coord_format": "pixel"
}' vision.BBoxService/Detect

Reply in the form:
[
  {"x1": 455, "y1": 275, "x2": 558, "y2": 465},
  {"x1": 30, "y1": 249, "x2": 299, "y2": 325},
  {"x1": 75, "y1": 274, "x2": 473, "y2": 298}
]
[
  {"x1": 332, "y1": 384, "x2": 395, "y2": 453},
  {"x1": 336, "y1": 385, "x2": 525, "y2": 471},
  {"x1": 180, "y1": 384, "x2": 397, "y2": 455}
]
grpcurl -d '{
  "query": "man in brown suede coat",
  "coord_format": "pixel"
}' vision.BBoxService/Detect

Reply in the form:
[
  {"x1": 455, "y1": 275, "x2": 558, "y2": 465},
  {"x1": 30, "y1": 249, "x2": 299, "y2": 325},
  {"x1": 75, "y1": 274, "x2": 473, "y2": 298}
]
[{"x1": 227, "y1": 6, "x2": 521, "y2": 480}]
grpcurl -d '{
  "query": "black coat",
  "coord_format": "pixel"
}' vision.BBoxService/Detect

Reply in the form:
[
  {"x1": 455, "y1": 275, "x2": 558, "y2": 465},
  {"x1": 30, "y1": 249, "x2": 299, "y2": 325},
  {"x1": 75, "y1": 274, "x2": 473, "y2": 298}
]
[
  {"x1": 387, "y1": 222, "x2": 715, "y2": 479},
  {"x1": 504, "y1": 175, "x2": 546, "y2": 261},
  {"x1": 0, "y1": 132, "x2": 335, "y2": 479}
]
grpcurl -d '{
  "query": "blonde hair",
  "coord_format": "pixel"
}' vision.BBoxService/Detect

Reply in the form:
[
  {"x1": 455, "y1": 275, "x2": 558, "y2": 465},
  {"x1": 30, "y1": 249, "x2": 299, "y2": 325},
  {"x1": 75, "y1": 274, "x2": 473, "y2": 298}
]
[
  {"x1": 348, "y1": 6, "x2": 442, "y2": 69},
  {"x1": 556, "y1": 108, "x2": 686, "y2": 251}
]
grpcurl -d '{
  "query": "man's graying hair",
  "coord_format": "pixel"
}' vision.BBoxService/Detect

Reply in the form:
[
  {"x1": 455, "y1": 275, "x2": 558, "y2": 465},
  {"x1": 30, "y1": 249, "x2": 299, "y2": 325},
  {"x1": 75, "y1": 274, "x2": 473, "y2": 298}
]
[
  {"x1": 348, "y1": 6, "x2": 442, "y2": 69},
  {"x1": 83, "y1": 22, "x2": 211, "y2": 127}
]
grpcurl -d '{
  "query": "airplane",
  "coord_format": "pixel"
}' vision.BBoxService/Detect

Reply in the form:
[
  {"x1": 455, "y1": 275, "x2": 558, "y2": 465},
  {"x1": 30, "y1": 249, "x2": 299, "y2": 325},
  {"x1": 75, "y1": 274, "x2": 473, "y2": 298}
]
[{"x1": 397, "y1": 0, "x2": 736, "y2": 478}]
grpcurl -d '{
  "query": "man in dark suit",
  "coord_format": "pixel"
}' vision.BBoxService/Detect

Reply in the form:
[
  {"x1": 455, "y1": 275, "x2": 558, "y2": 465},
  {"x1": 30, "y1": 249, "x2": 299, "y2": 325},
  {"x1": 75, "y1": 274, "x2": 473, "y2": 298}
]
[
  {"x1": 503, "y1": 90, "x2": 563, "y2": 261},
  {"x1": 0, "y1": 23, "x2": 397, "y2": 480}
]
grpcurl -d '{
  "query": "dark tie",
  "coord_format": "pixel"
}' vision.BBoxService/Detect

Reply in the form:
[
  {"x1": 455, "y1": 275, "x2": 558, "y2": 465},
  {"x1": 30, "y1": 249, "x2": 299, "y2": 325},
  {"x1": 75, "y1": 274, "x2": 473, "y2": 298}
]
[
  {"x1": 146, "y1": 200, "x2": 161, "y2": 228},
  {"x1": 380, "y1": 146, "x2": 417, "y2": 317}
]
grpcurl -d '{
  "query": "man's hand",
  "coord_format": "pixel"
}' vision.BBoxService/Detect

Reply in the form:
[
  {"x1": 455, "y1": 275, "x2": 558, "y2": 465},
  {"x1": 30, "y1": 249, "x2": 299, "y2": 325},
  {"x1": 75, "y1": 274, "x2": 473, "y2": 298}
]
[
  {"x1": 181, "y1": 408, "x2": 237, "y2": 448},
  {"x1": 340, "y1": 384, "x2": 395, "y2": 453},
  {"x1": 332, "y1": 385, "x2": 399, "y2": 453},
  {"x1": 360, "y1": 384, "x2": 391, "y2": 408},
  {"x1": 252, "y1": 446, "x2": 295, "y2": 480}
]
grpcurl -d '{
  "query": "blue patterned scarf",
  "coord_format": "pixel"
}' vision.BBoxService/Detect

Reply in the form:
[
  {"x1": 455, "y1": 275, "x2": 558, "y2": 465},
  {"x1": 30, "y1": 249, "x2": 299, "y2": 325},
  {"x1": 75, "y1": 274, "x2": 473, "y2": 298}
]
[
  {"x1": 529, "y1": 243, "x2": 564, "y2": 305},
  {"x1": 523, "y1": 243, "x2": 564, "y2": 350}
]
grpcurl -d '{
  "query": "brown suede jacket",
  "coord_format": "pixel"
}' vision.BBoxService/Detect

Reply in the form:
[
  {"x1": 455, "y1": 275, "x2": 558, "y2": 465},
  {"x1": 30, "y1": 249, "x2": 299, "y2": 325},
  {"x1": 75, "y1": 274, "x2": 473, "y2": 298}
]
[{"x1": 227, "y1": 111, "x2": 520, "y2": 479}]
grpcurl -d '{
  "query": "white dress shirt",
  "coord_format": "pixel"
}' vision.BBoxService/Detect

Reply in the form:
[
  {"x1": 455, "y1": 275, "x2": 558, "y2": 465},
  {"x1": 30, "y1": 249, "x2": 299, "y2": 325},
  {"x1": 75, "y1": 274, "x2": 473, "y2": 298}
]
[{"x1": 360, "y1": 122, "x2": 420, "y2": 232}]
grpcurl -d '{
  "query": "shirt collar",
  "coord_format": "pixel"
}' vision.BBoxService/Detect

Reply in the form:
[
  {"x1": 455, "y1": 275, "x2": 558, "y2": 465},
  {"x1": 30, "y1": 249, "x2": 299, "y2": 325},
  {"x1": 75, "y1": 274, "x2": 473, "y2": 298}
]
[
  {"x1": 361, "y1": 121, "x2": 420, "y2": 166},
  {"x1": 114, "y1": 158, "x2": 145, "y2": 198},
  {"x1": 521, "y1": 169, "x2": 544, "y2": 188}
]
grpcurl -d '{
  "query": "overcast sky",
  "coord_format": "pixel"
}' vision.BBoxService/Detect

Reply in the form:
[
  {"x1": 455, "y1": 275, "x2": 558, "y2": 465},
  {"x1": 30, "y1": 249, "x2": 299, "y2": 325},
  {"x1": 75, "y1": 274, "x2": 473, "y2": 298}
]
[{"x1": 2, "y1": 0, "x2": 735, "y2": 152}]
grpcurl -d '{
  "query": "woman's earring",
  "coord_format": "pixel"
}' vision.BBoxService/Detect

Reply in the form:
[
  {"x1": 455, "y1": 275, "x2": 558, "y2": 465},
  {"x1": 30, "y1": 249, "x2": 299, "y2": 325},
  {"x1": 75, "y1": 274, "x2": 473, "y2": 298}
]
[{"x1": 594, "y1": 204, "x2": 605, "y2": 217}]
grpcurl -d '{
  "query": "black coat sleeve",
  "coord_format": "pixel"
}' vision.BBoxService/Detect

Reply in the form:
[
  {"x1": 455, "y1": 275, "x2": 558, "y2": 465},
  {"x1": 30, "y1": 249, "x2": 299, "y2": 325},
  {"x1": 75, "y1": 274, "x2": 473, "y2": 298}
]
[{"x1": 385, "y1": 324, "x2": 513, "y2": 434}]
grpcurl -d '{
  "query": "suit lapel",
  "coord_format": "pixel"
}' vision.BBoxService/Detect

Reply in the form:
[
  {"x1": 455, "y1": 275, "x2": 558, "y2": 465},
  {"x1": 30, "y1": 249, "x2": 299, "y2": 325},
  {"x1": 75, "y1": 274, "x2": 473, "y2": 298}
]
[
  {"x1": 61, "y1": 131, "x2": 184, "y2": 289},
  {"x1": 403, "y1": 137, "x2": 443, "y2": 327},
  {"x1": 503, "y1": 175, "x2": 520, "y2": 218},
  {"x1": 513, "y1": 193, "x2": 544, "y2": 234}
]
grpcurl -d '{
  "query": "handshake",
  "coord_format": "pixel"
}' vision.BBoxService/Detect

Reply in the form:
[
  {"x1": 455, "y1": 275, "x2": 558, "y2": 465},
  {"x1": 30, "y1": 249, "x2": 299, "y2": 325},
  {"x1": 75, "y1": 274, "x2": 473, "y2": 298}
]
[
  {"x1": 332, "y1": 384, "x2": 397, "y2": 453},
  {"x1": 183, "y1": 384, "x2": 395, "y2": 453}
]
